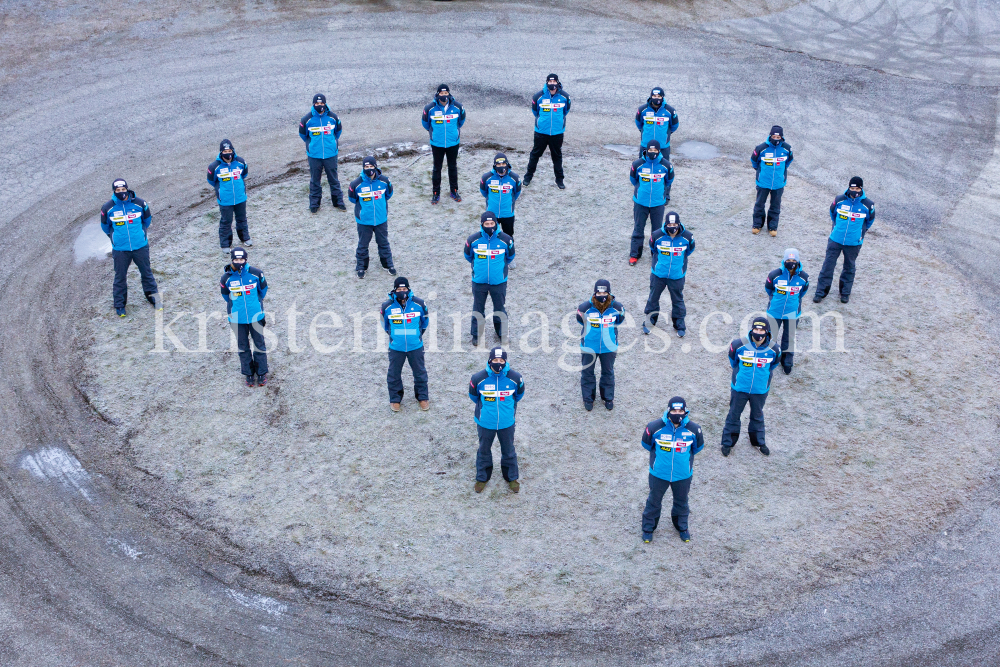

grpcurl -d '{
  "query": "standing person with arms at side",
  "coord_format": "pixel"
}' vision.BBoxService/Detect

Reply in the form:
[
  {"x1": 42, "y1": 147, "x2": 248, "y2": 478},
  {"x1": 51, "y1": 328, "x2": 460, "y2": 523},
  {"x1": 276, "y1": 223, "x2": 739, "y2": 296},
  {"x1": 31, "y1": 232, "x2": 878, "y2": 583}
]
[
  {"x1": 635, "y1": 86, "x2": 679, "y2": 159},
  {"x1": 720, "y1": 317, "x2": 781, "y2": 457},
  {"x1": 524, "y1": 74, "x2": 570, "y2": 189},
  {"x1": 641, "y1": 397, "x2": 704, "y2": 543},
  {"x1": 577, "y1": 279, "x2": 625, "y2": 412},
  {"x1": 468, "y1": 347, "x2": 525, "y2": 494},
  {"x1": 220, "y1": 247, "x2": 269, "y2": 387},
  {"x1": 814, "y1": 176, "x2": 876, "y2": 305},
  {"x1": 629, "y1": 140, "x2": 674, "y2": 265},
  {"x1": 464, "y1": 211, "x2": 515, "y2": 346},
  {"x1": 100, "y1": 178, "x2": 161, "y2": 317},
  {"x1": 479, "y1": 152, "x2": 521, "y2": 267},
  {"x1": 381, "y1": 277, "x2": 430, "y2": 413},
  {"x1": 643, "y1": 211, "x2": 694, "y2": 337},
  {"x1": 422, "y1": 84, "x2": 466, "y2": 204},
  {"x1": 764, "y1": 248, "x2": 809, "y2": 374},
  {"x1": 299, "y1": 93, "x2": 345, "y2": 213},
  {"x1": 348, "y1": 156, "x2": 396, "y2": 279},
  {"x1": 750, "y1": 125, "x2": 793, "y2": 236},
  {"x1": 207, "y1": 139, "x2": 251, "y2": 253}
]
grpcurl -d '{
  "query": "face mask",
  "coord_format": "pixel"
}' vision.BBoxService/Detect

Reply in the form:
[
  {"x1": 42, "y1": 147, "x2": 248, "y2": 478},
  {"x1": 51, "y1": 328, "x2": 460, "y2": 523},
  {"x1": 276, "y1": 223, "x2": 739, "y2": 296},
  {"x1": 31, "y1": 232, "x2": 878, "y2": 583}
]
[
  {"x1": 438, "y1": 95, "x2": 449, "y2": 105},
  {"x1": 595, "y1": 294, "x2": 608, "y2": 303},
  {"x1": 115, "y1": 190, "x2": 128, "y2": 200},
  {"x1": 751, "y1": 330, "x2": 766, "y2": 342},
  {"x1": 848, "y1": 189, "x2": 861, "y2": 198},
  {"x1": 495, "y1": 164, "x2": 508, "y2": 175},
  {"x1": 314, "y1": 104, "x2": 325, "y2": 114},
  {"x1": 489, "y1": 361, "x2": 504, "y2": 373},
  {"x1": 364, "y1": 168, "x2": 376, "y2": 179},
  {"x1": 221, "y1": 151, "x2": 233, "y2": 161},
  {"x1": 770, "y1": 137, "x2": 781, "y2": 145},
  {"x1": 232, "y1": 260, "x2": 246, "y2": 271},
  {"x1": 666, "y1": 225, "x2": 679, "y2": 236},
  {"x1": 651, "y1": 97, "x2": 663, "y2": 108},
  {"x1": 668, "y1": 412, "x2": 683, "y2": 425},
  {"x1": 547, "y1": 84, "x2": 557, "y2": 92},
  {"x1": 483, "y1": 224, "x2": 496, "y2": 235},
  {"x1": 647, "y1": 151, "x2": 659, "y2": 161},
  {"x1": 784, "y1": 261, "x2": 797, "y2": 272},
  {"x1": 395, "y1": 289, "x2": 410, "y2": 302}
]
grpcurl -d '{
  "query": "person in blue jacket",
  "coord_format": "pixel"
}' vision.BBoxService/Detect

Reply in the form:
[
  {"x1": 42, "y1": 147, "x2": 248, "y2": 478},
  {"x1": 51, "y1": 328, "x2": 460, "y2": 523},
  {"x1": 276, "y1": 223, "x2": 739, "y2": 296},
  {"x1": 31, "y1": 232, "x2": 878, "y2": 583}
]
[
  {"x1": 422, "y1": 84, "x2": 466, "y2": 204},
  {"x1": 641, "y1": 396, "x2": 704, "y2": 543},
  {"x1": 721, "y1": 317, "x2": 781, "y2": 457},
  {"x1": 765, "y1": 248, "x2": 809, "y2": 374},
  {"x1": 629, "y1": 140, "x2": 674, "y2": 265},
  {"x1": 206, "y1": 139, "x2": 251, "y2": 252},
  {"x1": 577, "y1": 279, "x2": 625, "y2": 412},
  {"x1": 299, "y1": 93, "x2": 345, "y2": 213},
  {"x1": 100, "y1": 178, "x2": 160, "y2": 317},
  {"x1": 464, "y1": 211, "x2": 515, "y2": 345},
  {"x1": 643, "y1": 211, "x2": 695, "y2": 337},
  {"x1": 479, "y1": 152, "x2": 522, "y2": 246},
  {"x1": 469, "y1": 347, "x2": 525, "y2": 494},
  {"x1": 814, "y1": 176, "x2": 876, "y2": 304},
  {"x1": 750, "y1": 125, "x2": 793, "y2": 236},
  {"x1": 635, "y1": 87, "x2": 679, "y2": 158},
  {"x1": 381, "y1": 276, "x2": 430, "y2": 413},
  {"x1": 219, "y1": 247, "x2": 269, "y2": 387},
  {"x1": 524, "y1": 74, "x2": 570, "y2": 189},
  {"x1": 348, "y1": 156, "x2": 395, "y2": 279}
]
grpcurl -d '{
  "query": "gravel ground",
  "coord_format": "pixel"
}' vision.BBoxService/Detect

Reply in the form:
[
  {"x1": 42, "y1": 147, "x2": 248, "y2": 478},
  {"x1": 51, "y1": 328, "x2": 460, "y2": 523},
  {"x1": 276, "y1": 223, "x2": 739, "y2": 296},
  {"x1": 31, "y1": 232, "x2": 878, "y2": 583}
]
[{"x1": 80, "y1": 146, "x2": 998, "y2": 632}]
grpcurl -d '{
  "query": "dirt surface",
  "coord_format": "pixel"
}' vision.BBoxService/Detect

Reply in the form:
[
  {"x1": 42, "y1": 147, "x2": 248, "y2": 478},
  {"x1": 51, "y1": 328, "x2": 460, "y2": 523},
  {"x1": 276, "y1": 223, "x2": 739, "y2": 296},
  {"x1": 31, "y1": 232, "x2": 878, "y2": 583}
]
[
  {"x1": 81, "y1": 147, "x2": 998, "y2": 631},
  {"x1": 3, "y1": 0, "x2": 1000, "y2": 664}
]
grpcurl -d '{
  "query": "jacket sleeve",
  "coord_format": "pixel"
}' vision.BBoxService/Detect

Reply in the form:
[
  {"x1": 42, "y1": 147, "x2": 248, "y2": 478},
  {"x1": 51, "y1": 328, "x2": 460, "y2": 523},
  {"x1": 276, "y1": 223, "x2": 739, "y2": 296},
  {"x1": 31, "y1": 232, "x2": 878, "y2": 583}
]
[
  {"x1": 468, "y1": 376, "x2": 480, "y2": 403},
  {"x1": 641, "y1": 422, "x2": 655, "y2": 452},
  {"x1": 664, "y1": 165, "x2": 674, "y2": 198},
  {"x1": 464, "y1": 237, "x2": 474, "y2": 264},
  {"x1": 785, "y1": 144, "x2": 794, "y2": 167},
  {"x1": 140, "y1": 201, "x2": 152, "y2": 231},
  {"x1": 419, "y1": 301, "x2": 429, "y2": 335},
  {"x1": 206, "y1": 162, "x2": 217, "y2": 187},
  {"x1": 691, "y1": 423, "x2": 705, "y2": 455},
  {"x1": 751, "y1": 144, "x2": 761, "y2": 170},
  {"x1": 347, "y1": 180, "x2": 358, "y2": 204},
  {"x1": 505, "y1": 236, "x2": 515, "y2": 262},
  {"x1": 219, "y1": 271, "x2": 231, "y2": 304},
  {"x1": 531, "y1": 91, "x2": 541, "y2": 119},
  {"x1": 457, "y1": 104, "x2": 466, "y2": 128},
  {"x1": 829, "y1": 198, "x2": 838, "y2": 226},
  {"x1": 421, "y1": 104, "x2": 431, "y2": 131},
  {"x1": 100, "y1": 203, "x2": 111, "y2": 237},
  {"x1": 380, "y1": 301, "x2": 391, "y2": 336},
  {"x1": 629, "y1": 160, "x2": 639, "y2": 187},
  {"x1": 257, "y1": 272, "x2": 268, "y2": 300},
  {"x1": 562, "y1": 92, "x2": 570, "y2": 115},
  {"x1": 728, "y1": 340, "x2": 739, "y2": 368},
  {"x1": 635, "y1": 105, "x2": 645, "y2": 132},
  {"x1": 798, "y1": 272, "x2": 810, "y2": 306},
  {"x1": 384, "y1": 179, "x2": 393, "y2": 201},
  {"x1": 299, "y1": 114, "x2": 310, "y2": 144},
  {"x1": 686, "y1": 235, "x2": 696, "y2": 255},
  {"x1": 334, "y1": 115, "x2": 343, "y2": 140},
  {"x1": 513, "y1": 375, "x2": 525, "y2": 402},
  {"x1": 669, "y1": 108, "x2": 679, "y2": 134},
  {"x1": 649, "y1": 230, "x2": 659, "y2": 255},
  {"x1": 576, "y1": 304, "x2": 585, "y2": 326},
  {"x1": 512, "y1": 174, "x2": 522, "y2": 201},
  {"x1": 479, "y1": 173, "x2": 489, "y2": 199},
  {"x1": 239, "y1": 158, "x2": 248, "y2": 179},
  {"x1": 615, "y1": 303, "x2": 626, "y2": 325},
  {"x1": 863, "y1": 200, "x2": 876, "y2": 234},
  {"x1": 764, "y1": 269, "x2": 778, "y2": 296}
]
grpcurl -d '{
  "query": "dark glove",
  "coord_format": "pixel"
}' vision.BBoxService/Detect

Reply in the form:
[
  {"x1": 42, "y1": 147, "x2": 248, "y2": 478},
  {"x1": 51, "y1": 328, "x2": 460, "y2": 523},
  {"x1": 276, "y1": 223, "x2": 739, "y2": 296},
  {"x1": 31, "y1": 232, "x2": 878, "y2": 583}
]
[{"x1": 260, "y1": 316, "x2": 266, "y2": 327}]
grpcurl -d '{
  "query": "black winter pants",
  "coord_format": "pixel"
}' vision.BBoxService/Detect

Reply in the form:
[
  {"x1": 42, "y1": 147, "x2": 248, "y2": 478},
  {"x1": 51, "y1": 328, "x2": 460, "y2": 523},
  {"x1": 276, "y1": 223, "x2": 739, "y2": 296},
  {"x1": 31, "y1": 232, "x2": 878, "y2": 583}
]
[
  {"x1": 219, "y1": 201, "x2": 248, "y2": 248},
  {"x1": 112, "y1": 246, "x2": 158, "y2": 310},
  {"x1": 432, "y1": 144, "x2": 460, "y2": 194},
  {"x1": 471, "y1": 281, "x2": 507, "y2": 340},
  {"x1": 476, "y1": 425, "x2": 518, "y2": 482},
  {"x1": 753, "y1": 186, "x2": 784, "y2": 230},
  {"x1": 387, "y1": 348, "x2": 428, "y2": 403},
  {"x1": 308, "y1": 156, "x2": 343, "y2": 208},
  {"x1": 580, "y1": 351, "x2": 616, "y2": 403},
  {"x1": 816, "y1": 240, "x2": 862, "y2": 298},
  {"x1": 631, "y1": 203, "x2": 665, "y2": 259},
  {"x1": 721, "y1": 390, "x2": 768, "y2": 448},
  {"x1": 526, "y1": 132, "x2": 564, "y2": 180},
  {"x1": 356, "y1": 223, "x2": 393, "y2": 271},
  {"x1": 644, "y1": 275, "x2": 686, "y2": 330},
  {"x1": 642, "y1": 474, "x2": 691, "y2": 534},
  {"x1": 232, "y1": 321, "x2": 268, "y2": 377}
]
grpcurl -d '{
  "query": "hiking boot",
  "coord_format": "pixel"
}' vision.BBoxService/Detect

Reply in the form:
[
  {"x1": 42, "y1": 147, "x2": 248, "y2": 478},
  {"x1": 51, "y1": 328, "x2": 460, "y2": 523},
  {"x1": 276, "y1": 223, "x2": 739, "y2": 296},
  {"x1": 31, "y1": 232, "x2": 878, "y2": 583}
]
[
  {"x1": 245, "y1": 374, "x2": 255, "y2": 387},
  {"x1": 335, "y1": 202, "x2": 347, "y2": 211},
  {"x1": 721, "y1": 445, "x2": 732, "y2": 457},
  {"x1": 431, "y1": 192, "x2": 440, "y2": 205},
  {"x1": 756, "y1": 444, "x2": 771, "y2": 456},
  {"x1": 782, "y1": 364, "x2": 793, "y2": 375},
  {"x1": 584, "y1": 401, "x2": 594, "y2": 411},
  {"x1": 508, "y1": 480, "x2": 520, "y2": 493},
  {"x1": 390, "y1": 402, "x2": 401, "y2": 412},
  {"x1": 769, "y1": 230, "x2": 777, "y2": 237},
  {"x1": 474, "y1": 481, "x2": 487, "y2": 493},
  {"x1": 629, "y1": 257, "x2": 639, "y2": 266},
  {"x1": 310, "y1": 207, "x2": 319, "y2": 214},
  {"x1": 604, "y1": 400, "x2": 614, "y2": 411},
  {"x1": 116, "y1": 307, "x2": 126, "y2": 317},
  {"x1": 419, "y1": 400, "x2": 429, "y2": 411},
  {"x1": 677, "y1": 329, "x2": 686, "y2": 338},
  {"x1": 642, "y1": 532, "x2": 653, "y2": 543},
  {"x1": 384, "y1": 266, "x2": 397, "y2": 276},
  {"x1": 813, "y1": 294, "x2": 825, "y2": 303},
  {"x1": 357, "y1": 269, "x2": 366, "y2": 279},
  {"x1": 679, "y1": 530, "x2": 691, "y2": 542},
  {"x1": 555, "y1": 179, "x2": 565, "y2": 190},
  {"x1": 449, "y1": 190, "x2": 462, "y2": 202},
  {"x1": 257, "y1": 373, "x2": 267, "y2": 386},
  {"x1": 840, "y1": 294, "x2": 850, "y2": 303},
  {"x1": 752, "y1": 227, "x2": 762, "y2": 234},
  {"x1": 522, "y1": 174, "x2": 532, "y2": 187}
]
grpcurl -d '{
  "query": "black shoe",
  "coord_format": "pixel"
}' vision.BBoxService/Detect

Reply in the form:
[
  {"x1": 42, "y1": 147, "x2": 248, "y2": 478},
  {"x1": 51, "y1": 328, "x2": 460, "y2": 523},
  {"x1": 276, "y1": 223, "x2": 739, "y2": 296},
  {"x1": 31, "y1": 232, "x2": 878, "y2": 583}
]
[
  {"x1": 245, "y1": 374, "x2": 255, "y2": 387},
  {"x1": 604, "y1": 399, "x2": 614, "y2": 410},
  {"x1": 356, "y1": 269, "x2": 365, "y2": 279},
  {"x1": 384, "y1": 266, "x2": 397, "y2": 276},
  {"x1": 310, "y1": 206, "x2": 319, "y2": 214},
  {"x1": 257, "y1": 373, "x2": 267, "y2": 386},
  {"x1": 470, "y1": 336, "x2": 479, "y2": 347},
  {"x1": 335, "y1": 202, "x2": 347, "y2": 211},
  {"x1": 721, "y1": 445, "x2": 732, "y2": 457},
  {"x1": 782, "y1": 364, "x2": 793, "y2": 375},
  {"x1": 813, "y1": 294, "x2": 824, "y2": 303},
  {"x1": 556, "y1": 179, "x2": 565, "y2": 190},
  {"x1": 431, "y1": 192, "x2": 440, "y2": 205},
  {"x1": 840, "y1": 294, "x2": 850, "y2": 303},
  {"x1": 522, "y1": 175, "x2": 532, "y2": 187},
  {"x1": 756, "y1": 444, "x2": 770, "y2": 456},
  {"x1": 584, "y1": 401, "x2": 594, "y2": 412}
]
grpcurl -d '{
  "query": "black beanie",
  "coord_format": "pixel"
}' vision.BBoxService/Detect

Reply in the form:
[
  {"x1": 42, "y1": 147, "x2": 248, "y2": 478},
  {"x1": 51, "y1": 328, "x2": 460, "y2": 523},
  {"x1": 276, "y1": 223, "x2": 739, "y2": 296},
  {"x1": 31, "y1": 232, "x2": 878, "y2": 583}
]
[
  {"x1": 363, "y1": 156, "x2": 377, "y2": 169},
  {"x1": 667, "y1": 396, "x2": 688, "y2": 413},
  {"x1": 546, "y1": 73, "x2": 559, "y2": 83},
  {"x1": 313, "y1": 93, "x2": 326, "y2": 105},
  {"x1": 665, "y1": 211, "x2": 680, "y2": 226},
  {"x1": 751, "y1": 316, "x2": 770, "y2": 335},
  {"x1": 849, "y1": 175, "x2": 864, "y2": 189},
  {"x1": 594, "y1": 279, "x2": 611, "y2": 295},
  {"x1": 219, "y1": 139, "x2": 234, "y2": 153},
  {"x1": 770, "y1": 125, "x2": 784, "y2": 138},
  {"x1": 231, "y1": 246, "x2": 247, "y2": 261},
  {"x1": 481, "y1": 210, "x2": 498, "y2": 224},
  {"x1": 436, "y1": 84, "x2": 450, "y2": 94},
  {"x1": 488, "y1": 346, "x2": 508, "y2": 363},
  {"x1": 393, "y1": 276, "x2": 410, "y2": 290},
  {"x1": 112, "y1": 178, "x2": 128, "y2": 192}
]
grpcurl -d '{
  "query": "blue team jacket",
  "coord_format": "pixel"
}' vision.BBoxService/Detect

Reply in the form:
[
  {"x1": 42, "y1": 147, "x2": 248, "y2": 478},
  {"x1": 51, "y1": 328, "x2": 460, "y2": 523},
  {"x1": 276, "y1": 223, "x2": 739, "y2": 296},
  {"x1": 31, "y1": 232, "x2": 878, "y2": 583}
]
[
  {"x1": 642, "y1": 413, "x2": 704, "y2": 482},
  {"x1": 381, "y1": 292, "x2": 429, "y2": 352},
  {"x1": 765, "y1": 267, "x2": 810, "y2": 321},
  {"x1": 220, "y1": 264, "x2": 268, "y2": 324},
  {"x1": 469, "y1": 363, "x2": 525, "y2": 430},
  {"x1": 422, "y1": 96, "x2": 466, "y2": 148},
  {"x1": 577, "y1": 298, "x2": 626, "y2": 354},
  {"x1": 479, "y1": 169, "x2": 522, "y2": 218},
  {"x1": 751, "y1": 139, "x2": 793, "y2": 190},
  {"x1": 532, "y1": 86, "x2": 571, "y2": 136},
  {"x1": 299, "y1": 108, "x2": 342, "y2": 159},
  {"x1": 100, "y1": 191, "x2": 151, "y2": 251},
  {"x1": 206, "y1": 154, "x2": 248, "y2": 206},
  {"x1": 650, "y1": 223, "x2": 695, "y2": 280},
  {"x1": 630, "y1": 154, "x2": 675, "y2": 207},
  {"x1": 464, "y1": 228, "x2": 514, "y2": 285},
  {"x1": 635, "y1": 101, "x2": 679, "y2": 149},
  {"x1": 348, "y1": 169, "x2": 393, "y2": 226},
  {"x1": 829, "y1": 190, "x2": 876, "y2": 246},
  {"x1": 728, "y1": 333, "x2": 781, "y2": 394}
]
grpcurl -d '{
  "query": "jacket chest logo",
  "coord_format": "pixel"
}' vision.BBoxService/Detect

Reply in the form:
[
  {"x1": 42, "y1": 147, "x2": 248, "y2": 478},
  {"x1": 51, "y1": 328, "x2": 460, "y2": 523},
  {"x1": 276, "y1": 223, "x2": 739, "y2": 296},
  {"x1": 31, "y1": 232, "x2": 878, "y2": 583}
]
[
  {"x1": 655, "y1": 434, "x2": 690, "y2": 452},
  {"x1": 658, "y1": 242, "x2": 685, "y2": 256},
  {"x1": 775, "y1": 284, "x2": 801, "y2": 295},
  {"x1": 432, "y1": 111, "x2": 458, "y2": 124},
  {"x1": 587, "y1": 313, "x2": 616, "y2": 328},
  {"x1": 539, "y1": 101, "x2": 564, "y2": 112},
  {"x1": 640, "y1": 168, "x2": 664, "y2": 182},
  {"x1": 838, "y1": 206, "x2": 866, "y2": 221},
  {"x1": 739, "y1": 351, "x2": 770, "y2": 368},
  {"x1": 644, "y1": 113, "x2": 668, "y2": 126},
  {"x1": 476, "y1": 244, "x2": 504, "y2": 259},
  {"x1": 390, "y1": 312, "x2": 419, "y2": 324},
  {"x1": 762, "y1": 153, "x2": 787, "y2": 166},
  {"x1": 218, "y1": 167, "x2": 242, "y2": 181},
  {"x1": 310, "y1": 123, "x2": 335, "y2": 135},
  {"x1": 229, "y1": 280, "x2": 256, "y2": 296},
  {"x1": 111, "y1": 210, "x2": 141, "y2": 225},
  {"x1": 360, "y1": 186, "x2": 384, "y2": 202},
  {"x1": 488, "y1": 180, "x2": 513, "y2": 193}
]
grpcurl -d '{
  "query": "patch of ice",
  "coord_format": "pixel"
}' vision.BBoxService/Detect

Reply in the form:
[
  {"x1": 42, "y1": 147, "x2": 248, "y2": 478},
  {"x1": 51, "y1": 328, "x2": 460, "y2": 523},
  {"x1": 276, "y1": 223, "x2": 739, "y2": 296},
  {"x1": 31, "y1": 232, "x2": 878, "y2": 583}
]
[
  {"x1": 676, "y1": 140, "x2": 721, "y2": 160},
  {"x1": 107, "y1": 538, "x2": 144, "y2": 560},
  {"x1": 20, "y1": 447, "x2": 94, "y2": 501},
  {"x1": 74, "y1": 222, "x2": 111, "y2": 263},
  {"x1": 227, "y1": 590, "x2": 287, "y2": 616},
  {"x1": 603, "y1": 144, "x2": 637, "y2": 157}
]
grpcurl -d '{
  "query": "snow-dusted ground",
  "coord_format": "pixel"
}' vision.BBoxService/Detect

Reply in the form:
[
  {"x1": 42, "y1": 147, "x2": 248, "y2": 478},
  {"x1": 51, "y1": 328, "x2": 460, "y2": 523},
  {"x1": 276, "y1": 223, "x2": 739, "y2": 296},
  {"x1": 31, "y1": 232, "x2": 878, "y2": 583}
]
[{"x1": 81, "y1": 147, "x2": 998, "y2": 631}]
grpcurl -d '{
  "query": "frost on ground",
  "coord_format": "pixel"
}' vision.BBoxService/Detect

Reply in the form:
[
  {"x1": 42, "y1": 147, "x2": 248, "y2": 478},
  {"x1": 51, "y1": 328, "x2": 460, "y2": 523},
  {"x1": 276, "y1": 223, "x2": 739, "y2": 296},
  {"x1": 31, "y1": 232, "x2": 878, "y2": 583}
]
[{"x1": 81, "y1": 147, "x2": 998, "y2": 632}]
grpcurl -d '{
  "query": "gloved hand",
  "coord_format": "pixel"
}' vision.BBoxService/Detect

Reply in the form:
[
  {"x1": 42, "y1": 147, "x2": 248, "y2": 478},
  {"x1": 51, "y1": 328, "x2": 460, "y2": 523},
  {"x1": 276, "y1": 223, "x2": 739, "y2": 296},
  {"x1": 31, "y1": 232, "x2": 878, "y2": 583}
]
[{"x1": 260, "y1": 315, "x2": 266, "y2": 327}]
